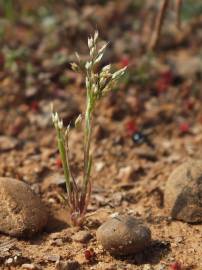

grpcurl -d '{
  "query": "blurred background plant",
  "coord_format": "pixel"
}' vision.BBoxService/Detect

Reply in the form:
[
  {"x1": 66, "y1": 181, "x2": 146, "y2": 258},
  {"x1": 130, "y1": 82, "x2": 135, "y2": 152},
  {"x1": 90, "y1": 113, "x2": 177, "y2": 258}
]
[{"x1": 1, "y1": 0, "x2": 15, "y2": 20}]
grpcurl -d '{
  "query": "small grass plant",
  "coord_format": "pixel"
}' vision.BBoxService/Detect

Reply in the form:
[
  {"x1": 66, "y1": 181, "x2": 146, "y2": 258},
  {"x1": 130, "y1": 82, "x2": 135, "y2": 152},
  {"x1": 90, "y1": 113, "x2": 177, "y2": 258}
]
[
  {"x1": 1, "y1": 0, "x2": 15, "y2": 20},
  {"x1": 52, "y1": 31, "x2": 126, "y2": 226}
]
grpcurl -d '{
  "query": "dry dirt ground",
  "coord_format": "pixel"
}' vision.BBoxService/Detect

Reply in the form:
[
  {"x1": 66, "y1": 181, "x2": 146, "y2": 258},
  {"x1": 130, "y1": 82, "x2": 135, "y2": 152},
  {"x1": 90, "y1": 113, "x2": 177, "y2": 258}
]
[{"x1": 0, "y1": 1, "x2": 202, "y2": 269}]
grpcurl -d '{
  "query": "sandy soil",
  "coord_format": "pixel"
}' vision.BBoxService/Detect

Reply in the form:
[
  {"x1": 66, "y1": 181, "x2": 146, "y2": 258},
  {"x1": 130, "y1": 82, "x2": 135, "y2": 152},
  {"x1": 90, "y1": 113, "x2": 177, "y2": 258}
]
[{"x1": 0, "y1": 1, "x2": 202, "y2": 269}]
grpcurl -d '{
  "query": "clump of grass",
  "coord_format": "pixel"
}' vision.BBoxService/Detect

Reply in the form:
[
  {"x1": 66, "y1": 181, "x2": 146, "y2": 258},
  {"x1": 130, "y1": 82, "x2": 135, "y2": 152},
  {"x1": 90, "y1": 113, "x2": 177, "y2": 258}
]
[
  {"x1": 52, "y1": 31, "x2": 127, "y2": 226},
  {"x1": 1, "y1": 0, "x2": 15, "y2": 20}
]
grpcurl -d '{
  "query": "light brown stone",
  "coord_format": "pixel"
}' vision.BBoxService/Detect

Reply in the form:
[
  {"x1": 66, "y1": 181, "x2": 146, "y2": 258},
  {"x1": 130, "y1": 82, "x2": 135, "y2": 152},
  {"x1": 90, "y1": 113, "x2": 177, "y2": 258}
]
[
  {"x1": 0, "y1": 177, "x2": 48, "y2": 237},
  {"x1": 164, "y1": 159, "x2": 202, "y2": 223},
  {"x1": 96, "y1": 215, "x2": 151, "y2": 256}
]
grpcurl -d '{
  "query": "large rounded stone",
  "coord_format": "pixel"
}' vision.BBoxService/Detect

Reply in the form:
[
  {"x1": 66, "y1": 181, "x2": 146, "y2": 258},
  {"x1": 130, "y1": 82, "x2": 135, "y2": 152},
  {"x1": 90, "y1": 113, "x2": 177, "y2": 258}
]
[
  {"x1": 0, "y1": 177, "x2": 48, "y2": 237},
  {"x1": 96, "y1": 215, "x2": 151, "y2": 256},
  {"x1": 164, "y1": 160, "x2": 202, "y2": 223}
]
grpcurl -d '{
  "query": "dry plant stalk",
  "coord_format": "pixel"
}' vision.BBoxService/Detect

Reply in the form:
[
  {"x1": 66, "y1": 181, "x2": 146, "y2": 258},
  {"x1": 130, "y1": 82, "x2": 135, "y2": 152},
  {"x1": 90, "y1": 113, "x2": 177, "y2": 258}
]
[
  {"x1": 176, "y1": 0, "x2": 182, "y2": 29},
  {"x1": 52, "y1": 31, "x2": 127, "y2": 226},
  {"x1": 149, "y1": 0, "x2": 170, "y2": 50},
  {"x1": 149, "y1": 0, "x2": 182, "y2": 50}
]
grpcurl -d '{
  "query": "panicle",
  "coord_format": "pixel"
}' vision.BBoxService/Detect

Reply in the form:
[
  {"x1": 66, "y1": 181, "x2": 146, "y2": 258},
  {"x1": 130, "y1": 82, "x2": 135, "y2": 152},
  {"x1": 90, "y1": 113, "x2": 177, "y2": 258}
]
[
  {"x1": 75, "y1": 114, "x2": 82, "y2": 129},
  {"x1": 94, "y1": 30, "x2": 99, "y2": 43},
  {"x1": 112, "y1": 66, "x2": 127, "y2": 80},
  {"x1": 88, "y1": 37, "x2": 93, "y2": 50}
]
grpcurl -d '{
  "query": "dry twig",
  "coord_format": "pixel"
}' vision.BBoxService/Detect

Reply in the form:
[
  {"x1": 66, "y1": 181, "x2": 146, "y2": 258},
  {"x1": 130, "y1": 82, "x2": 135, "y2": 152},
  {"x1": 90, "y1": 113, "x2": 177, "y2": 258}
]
[
  {"x1": 149, "y1": 0, "x2": 183, "y2": 50},
  {"x1": 176, "y1": 0, "x2": 182, "y2": 29},
  {"x1": 149, "y1": 0, "x2": 170, "y2": 50}
]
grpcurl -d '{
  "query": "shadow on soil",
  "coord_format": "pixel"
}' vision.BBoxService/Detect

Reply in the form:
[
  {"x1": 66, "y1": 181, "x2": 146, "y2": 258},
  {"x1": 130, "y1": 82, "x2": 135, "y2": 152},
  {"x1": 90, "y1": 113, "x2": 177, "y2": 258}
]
[
  {"x1": 45, "y1": 214, "x2": 69, "y2": 233},
  {"x1": 116, "y1": 240, "x2": 171, "y2": 266}
]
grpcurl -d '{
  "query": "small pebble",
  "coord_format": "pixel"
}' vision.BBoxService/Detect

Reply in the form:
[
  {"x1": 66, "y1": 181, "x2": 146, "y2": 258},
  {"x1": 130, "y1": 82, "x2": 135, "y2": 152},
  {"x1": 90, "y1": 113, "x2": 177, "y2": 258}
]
[
  {"x1": 72, "y1": 230, "x2": 92, "y2": 243},
  {"x1": 117, "y1": 166, "x2": 134, "y2": 183},
  {"x1": 143, "y1": 264, "x2": 154, "y2": 270},
  {"x1": 22, "y1": 263, "x2": 41, "y2": 270},
  {"x1": 176, "y1": 236, "x2": 183, "y2": 244},
  {"x1": 46, "y1": 255, "x2": 60, "y2": 262},
  {"x1": 0, "y1": 136, "x2": 19, "y2": 151},
  {"x1": 135, "y1": 145, "x2": 157, "y2": 162},
  {"x1": 51, "y1": 238, "x2": 64, "y2": 246},
  {"x1": 96, "y1": 215, "x2": 151, "y2": 256},
  {"x1": 95, "y1": 162, "x2": 105, "y2": 172},
  {"x1": 156, "y1": 264, "x2": 166, "y2": 270},
  {"x1": 55, "y1": 259, "x2": 80, "y2": 270},
  {"x1": 5, "y1": 257, "x2": 13, "y2": 265}
]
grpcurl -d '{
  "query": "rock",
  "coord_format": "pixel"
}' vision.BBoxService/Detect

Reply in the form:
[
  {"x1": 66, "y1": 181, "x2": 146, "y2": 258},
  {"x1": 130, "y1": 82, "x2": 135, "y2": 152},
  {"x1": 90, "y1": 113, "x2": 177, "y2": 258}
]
[
  {"x1": 42, "y1": 173, "x2": 66, "y2": 191},
  {"x1": 51, "y1": 238, "x2": 64, "y2": 246},
  {"x1": 0, "y1": 239, "x2": 16, "y2": 252},
  {"x1": 8, "y1": 116, "x2": 26, "y2": 136},
  {"x1": 172, "y1": 55, "x2": 202, "y2": 77},
  {"x1": 28, "y1": 114, "x2": 50, "y2": 128},
  {"x1": 135, "y1": 146, "x2": 157, "y2": 162},
  {"x1": 22, "y1": 263, "x2": 41, "y2": 270},
  {"x1": 25, "y1": 87, "x2": 39, "y2": 98},
  {"x1": 72, "y1": 230, "x2": 92, "y2": 243},
  {"x1": 96, "y1": 215, "x2": 151, "y2": 256},
  {"x1": 0, "y1": 177, "x2": 48, "y2": 237},
  {"x1": 117, "y1": 166, "x2": 134, "y2": 182},
  {"x1": 55, "y1": 260, "x2": 80, "y2": 270},
  {"x1": 117, "y1": 165, "x2": 144, "y2": 183},
  {"x1": 5, "y1": 257, "x2": 13, "y2": 265},
  {"x1": 156, "y1": 265, "x2": 166, "y2": 270},
  {"x1": 46, "y1": 255, "x2": 60, "y2": 262},
  {"x1": 143, "y1": 265, "x2": 154, "y2": 270},
  {"x1": 95, "y1": 161, "x2": 105, "y2": 172},
  {"x1": 0, "y1": 136, "x2": 19, "y2": 152},
  {"x1": 4, "y1": 255, "x2": 29, "y2": 266},
  {"x1": 164, "y1": 160, "x2": 202, "y2": 223}
]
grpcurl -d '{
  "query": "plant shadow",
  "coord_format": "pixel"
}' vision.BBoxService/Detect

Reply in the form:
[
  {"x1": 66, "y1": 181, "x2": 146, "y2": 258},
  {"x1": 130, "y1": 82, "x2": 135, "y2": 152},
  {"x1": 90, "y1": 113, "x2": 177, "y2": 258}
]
[
  {"x1": 25, "y1": 214, "x2": 69, "y2": 245},
  {"x1": 45, "y1": 214, "x2": 69, "y2": 233},
  {"x1": 115, "y1": 240, "x2": 171, "y2": 266}
]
